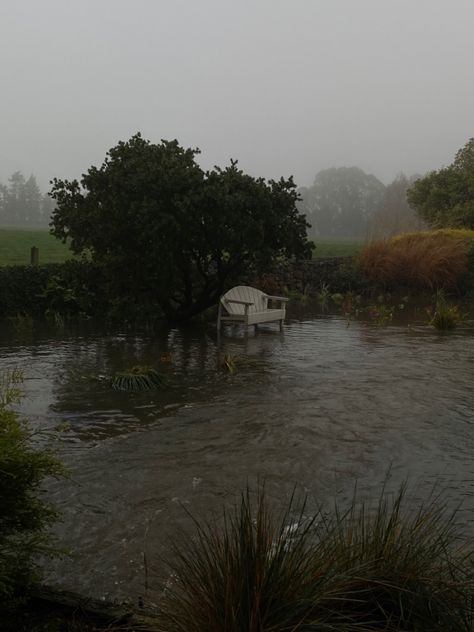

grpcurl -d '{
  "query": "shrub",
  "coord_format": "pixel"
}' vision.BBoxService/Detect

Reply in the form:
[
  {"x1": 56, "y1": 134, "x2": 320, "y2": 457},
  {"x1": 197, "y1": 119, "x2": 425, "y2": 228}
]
[
  {"x1": 0, "y1": 261, "x2": 106, "y2": 319},
  {"x1": 157, "y1": 484, "x2": 474, "y2": 631},
  {"x1": 358, "y1": 229, "x2": 474, "y2": 291},
  {"x1": 0, "y1": 371, "x2": 63, "y2": 605}
]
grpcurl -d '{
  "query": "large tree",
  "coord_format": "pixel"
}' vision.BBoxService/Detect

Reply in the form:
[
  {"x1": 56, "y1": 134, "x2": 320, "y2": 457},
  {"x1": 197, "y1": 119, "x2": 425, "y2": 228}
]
[
  {"x1": 50, "y1": 134, "x2": 311, "y2": 321},
  {"x1": 298, "y1": 167, "x2": 385, "y2": 238},
  {"x1": 407, "y1": 138, "x2": 474, "y2": 228}
]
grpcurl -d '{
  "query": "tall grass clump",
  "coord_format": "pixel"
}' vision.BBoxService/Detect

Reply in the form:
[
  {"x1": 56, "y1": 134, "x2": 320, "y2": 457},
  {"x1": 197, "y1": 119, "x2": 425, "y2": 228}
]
[
  {"x1": 157, "y1": 484, "x2": 474, "y2": 631},
  {"x1": 358, "y1": 229, "x2": 474, "y2": 291},
  {"x1": 0, "y1": 371, "x2": 63, "y2": 608},
  {"x1": 431, "y1": 289, "x2": 461, "y2": 330}
]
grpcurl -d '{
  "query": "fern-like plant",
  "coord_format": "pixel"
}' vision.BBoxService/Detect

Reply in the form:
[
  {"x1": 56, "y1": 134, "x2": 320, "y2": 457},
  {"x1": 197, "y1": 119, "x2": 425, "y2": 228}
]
[{"x1": 111, "y1": 366, "x2": 165, "y2": 391}]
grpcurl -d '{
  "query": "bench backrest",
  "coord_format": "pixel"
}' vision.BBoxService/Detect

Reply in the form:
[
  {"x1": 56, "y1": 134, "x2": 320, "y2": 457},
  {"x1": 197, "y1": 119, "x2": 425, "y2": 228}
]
[{"x1": 221, "y1": 286, "x2": 267, "y2": 315}]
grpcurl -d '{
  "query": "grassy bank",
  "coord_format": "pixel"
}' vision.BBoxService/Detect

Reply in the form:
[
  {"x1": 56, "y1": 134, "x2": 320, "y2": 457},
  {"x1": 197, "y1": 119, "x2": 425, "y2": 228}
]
[
  {"x1": 312, "y1": 239, "x2": 363, "y2": 258},
  {"x1": 0, "y1": 227, "x2": 73, "y2": 266}
]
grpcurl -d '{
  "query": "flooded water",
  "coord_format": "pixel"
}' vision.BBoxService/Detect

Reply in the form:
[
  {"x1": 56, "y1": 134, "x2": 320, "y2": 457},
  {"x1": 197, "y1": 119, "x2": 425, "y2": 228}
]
[{"x1": 1, "y1": 300, "x2": 474, "y2": 605}]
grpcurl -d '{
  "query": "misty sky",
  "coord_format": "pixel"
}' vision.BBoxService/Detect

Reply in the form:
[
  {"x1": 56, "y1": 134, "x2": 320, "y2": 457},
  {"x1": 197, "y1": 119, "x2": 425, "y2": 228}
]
[{"x1": 1, "y1": 0, "x2": 473, "y2": 191}]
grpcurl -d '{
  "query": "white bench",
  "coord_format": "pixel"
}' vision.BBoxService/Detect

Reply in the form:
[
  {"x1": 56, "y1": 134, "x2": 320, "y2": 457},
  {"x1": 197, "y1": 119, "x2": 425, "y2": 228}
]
[{"x1": 217, "y1": 285, "x2": 289, "y2": 331}]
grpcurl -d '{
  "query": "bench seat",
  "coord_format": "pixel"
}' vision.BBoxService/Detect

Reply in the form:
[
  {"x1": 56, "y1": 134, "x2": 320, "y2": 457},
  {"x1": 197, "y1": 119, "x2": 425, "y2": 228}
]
[{"x1": 217, "y1": 285, "x2": 288, "y2": 331}]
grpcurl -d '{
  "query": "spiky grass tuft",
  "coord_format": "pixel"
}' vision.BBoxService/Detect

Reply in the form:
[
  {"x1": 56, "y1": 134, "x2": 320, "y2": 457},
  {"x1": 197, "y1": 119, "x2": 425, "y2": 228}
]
[
  {"x1": 430, "y1": 290, "x2": 461, "y2": 330},
  {"x1": 157, "y1": 485, "x2": 474, "y2": 631}
]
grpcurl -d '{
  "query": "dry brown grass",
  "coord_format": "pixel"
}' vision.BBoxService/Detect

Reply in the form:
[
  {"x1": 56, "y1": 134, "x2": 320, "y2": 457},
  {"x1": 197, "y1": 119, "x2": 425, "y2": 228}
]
[{"x1": 358, "y1": 231, "x2": 473, "y2": 290}]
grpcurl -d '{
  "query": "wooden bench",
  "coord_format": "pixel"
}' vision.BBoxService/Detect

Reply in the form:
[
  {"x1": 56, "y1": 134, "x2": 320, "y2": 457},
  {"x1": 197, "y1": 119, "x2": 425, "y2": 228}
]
[{"x1": 217, "y1": 285, "x2": 289, "y2": 331}]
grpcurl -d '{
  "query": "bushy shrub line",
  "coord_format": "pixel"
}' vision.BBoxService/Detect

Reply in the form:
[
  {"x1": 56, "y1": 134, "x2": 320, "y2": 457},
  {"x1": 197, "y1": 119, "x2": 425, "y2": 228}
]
[
  {"x1": 0, "y1": 261, "x2": 162, "y2": 322},
  {"x1": 0, "y1": 261, "x2": 99, "y2": 319},
  {"x1": 358, "y1": 230, "x2": 474, "y2": 292},
  {"x1": 157, "y1": 485, "x2": 474, "y2": 631}
]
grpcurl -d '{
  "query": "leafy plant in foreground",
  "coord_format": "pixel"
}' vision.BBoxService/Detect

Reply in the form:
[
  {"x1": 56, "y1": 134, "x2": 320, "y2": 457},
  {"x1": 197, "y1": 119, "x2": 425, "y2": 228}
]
[
  {"x1": 0, "y1": 371, "x2": 63, "y2": 606},
  {"x1": 157, "y1": 484, "x2": 474, "y2": 631}
]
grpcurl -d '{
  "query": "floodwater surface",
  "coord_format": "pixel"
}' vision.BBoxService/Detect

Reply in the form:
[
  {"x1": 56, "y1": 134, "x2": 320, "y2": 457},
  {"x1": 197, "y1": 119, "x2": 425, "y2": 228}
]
[{"x1": 1, "y1": 302, "x2": 474, "y2": 604}]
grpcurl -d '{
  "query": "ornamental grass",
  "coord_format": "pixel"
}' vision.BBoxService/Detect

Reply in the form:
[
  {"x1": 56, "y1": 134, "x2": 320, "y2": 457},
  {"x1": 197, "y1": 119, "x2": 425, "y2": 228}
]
[
  {"x1": 157, "y1": 485, "x2": 474, "y2": 631},
  {"x1": 358, "y1": 230, "x2": 474, "y2": 291}
]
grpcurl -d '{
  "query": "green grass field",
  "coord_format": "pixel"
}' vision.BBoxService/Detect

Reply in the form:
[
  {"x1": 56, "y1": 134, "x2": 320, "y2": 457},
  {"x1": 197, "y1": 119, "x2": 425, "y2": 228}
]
[
  {"x1": 0, "y1": 228, "x2": 363, "y2": 266},
  {"x1": 312, "y1": 239, "x2": 363, "y2": 258},
  {"x1": 0, "y1": 227, "x2": 73, "y2": 266}
]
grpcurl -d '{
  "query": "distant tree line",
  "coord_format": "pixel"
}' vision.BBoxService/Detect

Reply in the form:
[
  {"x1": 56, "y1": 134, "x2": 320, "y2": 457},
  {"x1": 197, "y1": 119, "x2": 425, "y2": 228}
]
[
  {"x1": 298, "y1": 167, "x2": 425, "y2": 240},
  {"x1": 0, "y1": 172, "x2": 54, "y2": 226}
]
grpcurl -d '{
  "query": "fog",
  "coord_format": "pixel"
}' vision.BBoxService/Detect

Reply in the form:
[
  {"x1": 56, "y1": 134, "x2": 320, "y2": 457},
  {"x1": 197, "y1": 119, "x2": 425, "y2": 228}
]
[{"x1": 1, "y1": 0, "x2": 473, "y2": 190}]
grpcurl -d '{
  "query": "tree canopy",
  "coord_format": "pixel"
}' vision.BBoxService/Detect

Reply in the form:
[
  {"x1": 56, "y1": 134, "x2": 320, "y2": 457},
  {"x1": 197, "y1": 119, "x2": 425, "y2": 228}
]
[
  {"x1": 298, "y1": 167, "x2": 385, "y2": 238},
  {"x1": 407, "y1": 138, "x2": 474, "y2": 229},
  {"x1": 50, "y1": 134, "x2": 311, "y2": 321}
]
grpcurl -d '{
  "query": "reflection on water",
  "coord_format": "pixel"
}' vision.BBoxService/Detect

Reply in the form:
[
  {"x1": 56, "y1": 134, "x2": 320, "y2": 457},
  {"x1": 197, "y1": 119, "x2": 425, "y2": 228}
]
[{"x1": 1, "y1": 302, "x2": 474, "y2": 603}]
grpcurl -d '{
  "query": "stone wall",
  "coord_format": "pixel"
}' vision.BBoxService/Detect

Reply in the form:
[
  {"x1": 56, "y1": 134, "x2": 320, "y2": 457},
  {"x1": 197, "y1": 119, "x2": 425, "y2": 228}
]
[{"x1": 252, "y1": 257, "x2": 356, "y2": 295}]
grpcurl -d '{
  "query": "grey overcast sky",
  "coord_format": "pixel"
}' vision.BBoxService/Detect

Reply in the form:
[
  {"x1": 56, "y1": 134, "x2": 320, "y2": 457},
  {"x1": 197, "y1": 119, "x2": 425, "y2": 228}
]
[{"x1": 1, "y1": 0, "x2": 473, "y2": 190}]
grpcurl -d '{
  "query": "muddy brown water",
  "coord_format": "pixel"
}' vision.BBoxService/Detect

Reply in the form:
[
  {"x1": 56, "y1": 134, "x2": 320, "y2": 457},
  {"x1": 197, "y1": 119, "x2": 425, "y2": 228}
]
[{"x1": 1, "y1": 300, "x2": 474, "y2": 606}]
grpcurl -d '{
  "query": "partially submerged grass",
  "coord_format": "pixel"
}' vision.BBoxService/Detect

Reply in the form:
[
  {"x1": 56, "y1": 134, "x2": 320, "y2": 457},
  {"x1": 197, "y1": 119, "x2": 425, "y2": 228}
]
[
  {"x1": 157, "y1": 484, "x2": 474, "y2": 631},
  {"x1": 359, "y1": 230, "x2": 474, "y2": 291},
  {"x1": 430, "y1": 290, "x2": 461, "y2": 330},
  {"x1": 111, "y1": 366, "x2": 165, "y2": 391}
]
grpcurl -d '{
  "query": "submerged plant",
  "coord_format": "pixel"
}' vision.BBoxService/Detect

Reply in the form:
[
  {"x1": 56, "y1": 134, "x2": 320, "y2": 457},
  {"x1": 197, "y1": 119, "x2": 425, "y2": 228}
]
[
  {"x1": 157, "y1": 484, "x2": 474, "y2": 632},
  {"x1": 111, "y1": 366, "x2": 165, "y2": 391},
  {"x1": 317, "y1": 282, "x2": 330, "y2": 310},
  {"x1": 367, "y1": 302, "x2": 394, "y2": 326},
  {"x1": 221, "y1": 353, "x2": 237, "y2": 373},
  {"x1": 431, "y1": 290, "x2": 461, "y2": 330},
  {"x1": 7, "y1": 313, "x2": 34, "y2": 335}
]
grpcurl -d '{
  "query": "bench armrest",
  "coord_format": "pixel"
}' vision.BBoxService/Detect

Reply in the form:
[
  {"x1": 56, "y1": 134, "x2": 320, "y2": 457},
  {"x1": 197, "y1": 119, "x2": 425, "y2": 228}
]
[{"x1": 264, "y1": 295, "x2": 289, "y2": 302}]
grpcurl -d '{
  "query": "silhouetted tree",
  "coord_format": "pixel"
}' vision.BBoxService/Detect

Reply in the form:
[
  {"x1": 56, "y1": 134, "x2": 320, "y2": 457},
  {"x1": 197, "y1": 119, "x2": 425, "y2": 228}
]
[
  {"x1": 0, "y1": 172, "x2": 46, "y2": 225},
  {"x1": 299, "y1": 167, "x2": 385, "y2": 238},
  {"x1": 50, "y1": 134, "x2": 311, "y2": 321}
]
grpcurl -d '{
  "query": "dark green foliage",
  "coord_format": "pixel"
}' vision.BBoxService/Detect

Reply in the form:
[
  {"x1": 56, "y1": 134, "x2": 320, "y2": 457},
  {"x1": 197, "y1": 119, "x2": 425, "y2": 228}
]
[
  {"x1": 157, "y1": 485, "x2": 474, "y2": 631},
  {"x1": 0, "y1": 261, "x2": 107, "y2": 319},
  {"x1": 0, "y1": 371, "x2": 63, "y2": 604},
  {"x1": 408, "y1": 138, "x2": 474, "y2": 228},
  {"x1": 50, "y1": 134, "x2": 312, "y2": 322},
  {"x1": 330, "y1": 259, "x2": 368, "y2": 293},
  {"x1": 111, "y1": 366, "x2": 165, "y2": 391}
]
